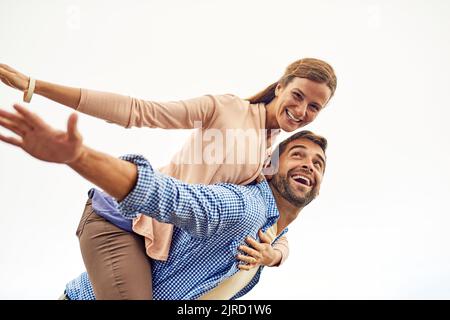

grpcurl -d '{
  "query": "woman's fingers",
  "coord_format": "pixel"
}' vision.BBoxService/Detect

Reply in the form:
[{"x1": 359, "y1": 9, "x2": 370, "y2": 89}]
[
  {"x1": 0, "y1": 67, "x2": 11, "y2": 82},
  {"x1": 0, "y1": 133, "x2": 23, "y2": 148},
  {"x1": 0, "y1": 64, "x2": 13, "y2": 80},
  {"x1": 237, "y1": 244, "x2": 263, "y2": 268},
  {"x1": 0, "y1": 63, "x2": 18, "y2": 73},
  {"x1": 245, "y1": 236, "x2": 263, "y2": 250},
  {"x1": 0, "y1": 64, "x2": 27, "y2": 90},
  {"x1": 239, "y1": 245, "x2": 261, "y2": 259},
  {"x1": 236, "y1": 254, "x2": 257, "y2": 264},
  {"x1": 238, "y1": 263, "x2": 257, "y2": 271},
  {"x1": 258, "y1": 229, "x2": 272, "y2": 244}
]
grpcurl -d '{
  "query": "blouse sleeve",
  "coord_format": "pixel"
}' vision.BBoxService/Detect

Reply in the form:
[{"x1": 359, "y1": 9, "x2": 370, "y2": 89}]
[
  {"x1": 76, "y1": 89, "x2": 219, "y2": 129},
  {"x1": 272, "y1": 235, "x2": 289, "y2": 266}
]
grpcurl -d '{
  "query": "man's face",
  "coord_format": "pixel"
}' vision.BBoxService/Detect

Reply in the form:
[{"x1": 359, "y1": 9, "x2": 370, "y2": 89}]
[{"x1": 270, "y1": 138, "x2": 326, "y2": 207}]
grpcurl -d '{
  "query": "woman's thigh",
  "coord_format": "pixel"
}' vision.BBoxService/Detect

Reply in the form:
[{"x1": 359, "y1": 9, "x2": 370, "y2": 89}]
[{"x1": 77, "y1": 200, "x2": 153, "y2": 300}]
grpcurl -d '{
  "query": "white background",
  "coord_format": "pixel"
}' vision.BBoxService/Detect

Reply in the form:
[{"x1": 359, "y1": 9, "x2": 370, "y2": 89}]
[{"x1": 1, "y1": 0, "x2": 450, "y2": 299}]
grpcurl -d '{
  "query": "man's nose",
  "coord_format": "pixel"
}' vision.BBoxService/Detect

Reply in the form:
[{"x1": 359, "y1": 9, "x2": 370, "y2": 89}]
[{"x1": 301, "y1": 163, "x2": 313, "y2": 173}]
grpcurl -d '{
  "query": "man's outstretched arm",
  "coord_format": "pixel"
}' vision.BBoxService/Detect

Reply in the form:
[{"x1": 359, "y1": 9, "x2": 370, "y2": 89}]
[
  {"x1": 0, "y1": 104, "x2": 246, "y2": 237},
  {"x1": 68, "y1": 147, "x2": 137, "y2": 201},
  {"x1": 0, "y1": 104, "x2": 137, "y2": 201}
]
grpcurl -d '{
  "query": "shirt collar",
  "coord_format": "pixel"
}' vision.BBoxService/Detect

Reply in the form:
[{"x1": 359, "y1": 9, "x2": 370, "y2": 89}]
[{"x1": 255, "y1": 179, "x2": 280, "y2": 232}]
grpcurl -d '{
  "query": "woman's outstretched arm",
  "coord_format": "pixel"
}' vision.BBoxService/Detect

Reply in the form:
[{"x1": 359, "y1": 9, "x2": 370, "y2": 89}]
[
  {"x1": 0, "y1": 63, "x2": 219, "y2": 129},
  {"x1": 0, "y1": 64, "x2": 81, "y2": 108},
  {"x1": 35, "y1": 79, "x2": 82, "y2": 109}
]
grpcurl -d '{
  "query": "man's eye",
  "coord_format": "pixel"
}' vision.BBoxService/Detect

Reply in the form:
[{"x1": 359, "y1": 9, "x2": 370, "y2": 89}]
[
  {"x1": 314, "y1": 161, "x2": 322, "y2": 169},
  {"x1": 292, "y1": 152, "x2": 305, "y2": 159}
]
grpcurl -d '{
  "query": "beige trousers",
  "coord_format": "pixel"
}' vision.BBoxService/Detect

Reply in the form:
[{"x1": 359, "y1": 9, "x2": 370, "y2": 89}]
[{"x1": 76, "y1": 199, "x2": 153, "y2": 300}]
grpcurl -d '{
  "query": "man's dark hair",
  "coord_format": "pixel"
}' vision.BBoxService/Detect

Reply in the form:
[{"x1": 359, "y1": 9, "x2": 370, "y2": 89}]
[
  {"x1": 276, "y1": 130, "x2": 327, "y2": 156},
  {"x1": 267, "y1": 130, "x2": 327, "y2": 173}
]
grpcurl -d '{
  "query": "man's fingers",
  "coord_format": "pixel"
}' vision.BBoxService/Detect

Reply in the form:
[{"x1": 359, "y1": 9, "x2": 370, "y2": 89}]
[
  {"x1": 13, "y1": 104, "x2": 46, "y2": 128},
  {"x1": 0, "y1": 133, "x2": 23, "y2": 148},
  {"x1": 0, "y1": 116, "x2": 26, "y2": 136},
  {"x1": 67, "y1": 113, "x2": 81, "y2": 142},
  {"x1": 0, "y1": 108, "x2": 33, "y2": 131},
  {"x1": 239, "y1": 245, "x2": 261, "y2": 258},
  {"x1": 258, "y1": 229, "x2": 272, "y2": 244}
]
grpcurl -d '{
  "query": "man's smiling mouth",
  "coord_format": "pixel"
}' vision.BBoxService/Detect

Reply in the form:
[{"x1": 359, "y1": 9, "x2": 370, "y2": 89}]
[{"x1": 291, "y1": 174, "x2": 311, "y2": 187}]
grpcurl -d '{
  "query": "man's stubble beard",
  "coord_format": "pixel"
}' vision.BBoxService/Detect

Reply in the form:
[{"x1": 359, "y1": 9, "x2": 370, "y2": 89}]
[{"x1": 270, "y1": 170, "x2": 318, "y2": 208}]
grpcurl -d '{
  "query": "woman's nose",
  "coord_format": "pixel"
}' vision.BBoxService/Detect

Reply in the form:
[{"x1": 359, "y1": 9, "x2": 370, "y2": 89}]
[{"x1": 294, "y1": 102, "x2": 307, "y2": 119}]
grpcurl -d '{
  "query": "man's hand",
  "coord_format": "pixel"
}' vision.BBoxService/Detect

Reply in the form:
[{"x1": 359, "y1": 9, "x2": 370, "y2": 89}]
[
  {"x1": 1, "y1": 104, "x2": 137, "y2": 201},
  {"x1": 0, "y1": 104, "x2": 84, "y2": 164},
  {"x1": 237, "y1": 229, "x2": 282, "y2": 270}
]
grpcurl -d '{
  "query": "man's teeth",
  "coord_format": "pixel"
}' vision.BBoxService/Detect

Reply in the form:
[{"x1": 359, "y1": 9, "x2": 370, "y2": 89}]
[
  {"x1": 286, "y1": 109, "x2": 301, "y2": 122},
  {"x1": 292, "y1": 174, "x2": 311, "y2": 186}
]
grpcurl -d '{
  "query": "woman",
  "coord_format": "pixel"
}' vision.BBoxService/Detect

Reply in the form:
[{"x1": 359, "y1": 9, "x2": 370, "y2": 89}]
[{"x1": 0, "y1": 58, "x2": 336, "y2": 299}]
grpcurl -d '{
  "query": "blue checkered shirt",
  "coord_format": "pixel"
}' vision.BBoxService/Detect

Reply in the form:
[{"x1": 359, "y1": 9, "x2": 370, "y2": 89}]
[{"x1": 66, "y1": 155, "x2": 287, "y2": 300}]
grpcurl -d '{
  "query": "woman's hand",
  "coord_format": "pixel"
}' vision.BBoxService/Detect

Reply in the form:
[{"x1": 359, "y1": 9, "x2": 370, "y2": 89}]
[
  {"x1": 0, "y1": 64, "x2": 29, "y2": 91},
  {"x1": 237, "y1": 229, "x2": 282, "y2": 271},
  {"x1": 0, "y1": 104, "x2": 84, "y2": 164}
]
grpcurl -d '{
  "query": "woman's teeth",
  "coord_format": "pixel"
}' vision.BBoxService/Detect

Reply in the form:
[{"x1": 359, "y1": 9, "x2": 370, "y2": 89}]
[{"x1": 286, "y1": 109, "x2": 301, "y2": 122}]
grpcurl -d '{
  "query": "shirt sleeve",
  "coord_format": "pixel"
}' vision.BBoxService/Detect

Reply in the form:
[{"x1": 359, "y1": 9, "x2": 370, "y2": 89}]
[
  {"x1": 117, "y1": 154, "x2": 246, "y2": 238},
  {"x1": 76, "y1": 89, "x2": 219, "y2": 129},
  {"x1": 272, "y1": 235, "x2": 290, "y2": 266}
]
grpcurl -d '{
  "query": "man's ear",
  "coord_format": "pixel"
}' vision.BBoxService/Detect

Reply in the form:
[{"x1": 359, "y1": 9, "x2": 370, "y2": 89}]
[{"x1": 262, "y1": 159, "x2": 277, "y2": 178}]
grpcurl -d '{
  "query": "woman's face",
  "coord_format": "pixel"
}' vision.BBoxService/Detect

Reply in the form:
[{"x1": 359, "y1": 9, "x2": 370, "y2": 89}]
[{"x1": 272, "y1": 77, "x2": 332, "y2": 132}]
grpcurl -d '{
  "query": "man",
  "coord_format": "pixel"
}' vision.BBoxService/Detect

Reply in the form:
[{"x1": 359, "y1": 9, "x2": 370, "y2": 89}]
[{"x1": 0, "y1": 104, "x2": 327, "y2": 300}]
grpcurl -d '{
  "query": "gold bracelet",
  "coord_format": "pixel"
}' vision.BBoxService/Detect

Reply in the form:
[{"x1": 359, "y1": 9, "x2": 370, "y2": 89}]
[{"x1": 23, "y1": 77, "x2": 36, "y2": 103}]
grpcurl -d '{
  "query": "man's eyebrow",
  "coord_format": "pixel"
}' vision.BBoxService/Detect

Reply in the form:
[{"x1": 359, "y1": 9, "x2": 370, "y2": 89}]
[
  {"x1": 287, "y1": 145, "x2": 307, "y2": 153},
  {"x1": 315, "y1": 153, "x2": 326, "y2": 167},
  {"x1": 288, "y1": 144, "x2": 326, "y2": 166}
]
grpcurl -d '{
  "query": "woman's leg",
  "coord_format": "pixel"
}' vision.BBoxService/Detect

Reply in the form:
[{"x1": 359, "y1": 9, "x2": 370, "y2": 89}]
[{"x1": 76, "y1": 199, "x2": 153, "y2": 300}]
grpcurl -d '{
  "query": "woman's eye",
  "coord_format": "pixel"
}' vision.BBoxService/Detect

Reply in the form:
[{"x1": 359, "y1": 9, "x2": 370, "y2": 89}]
[
  {"x1": 309, "y1": 105, "x2": 319, "y2": 112},
  {"x1": 293, "y1": 92, "x2": 303, "y2": 100}
]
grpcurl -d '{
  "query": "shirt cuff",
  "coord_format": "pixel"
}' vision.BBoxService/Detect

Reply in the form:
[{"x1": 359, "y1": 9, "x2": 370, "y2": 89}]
[{"x1": 117, "y1": 154, "x2": 156, "y2": 218}]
